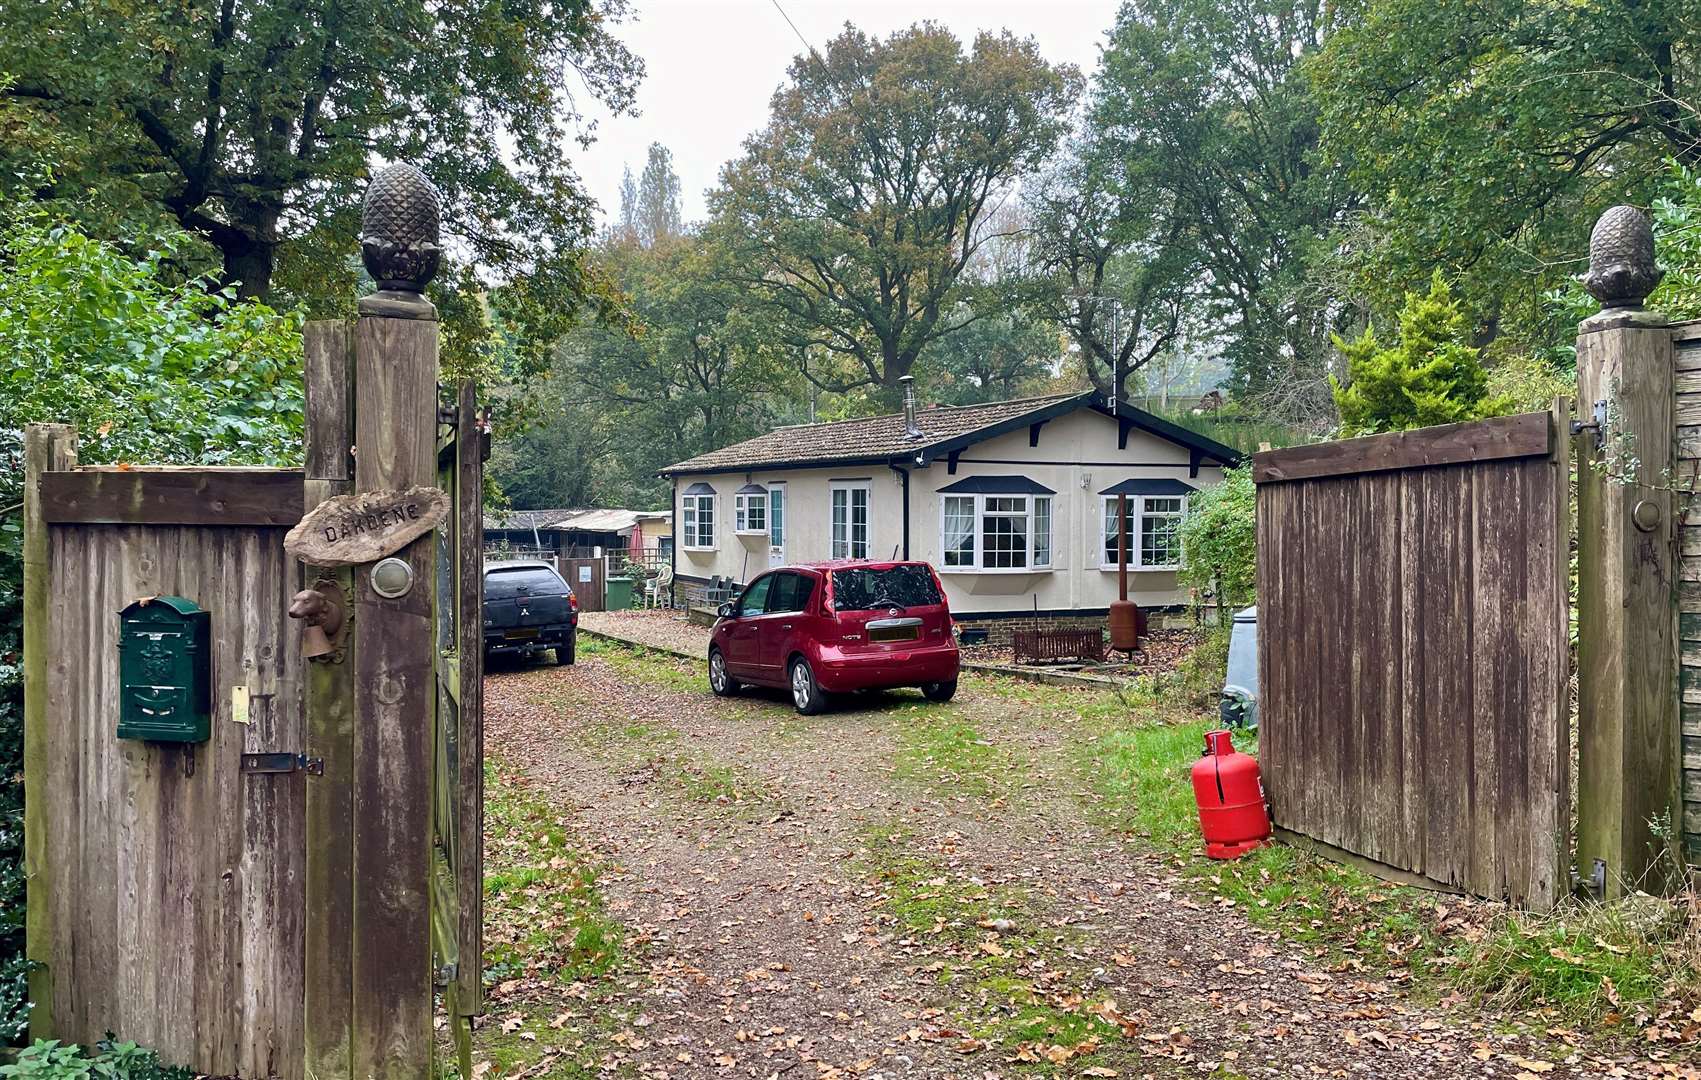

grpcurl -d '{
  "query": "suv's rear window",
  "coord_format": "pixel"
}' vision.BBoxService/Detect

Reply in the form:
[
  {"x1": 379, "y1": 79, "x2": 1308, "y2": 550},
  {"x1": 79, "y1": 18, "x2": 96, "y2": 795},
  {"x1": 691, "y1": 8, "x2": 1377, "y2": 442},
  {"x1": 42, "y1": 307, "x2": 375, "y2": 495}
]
[
  {"x1": 829, "y1": 566, "x2": 941, "y2": 611},
  {"x1": 486, "y1": 567, "x2": 570, "y2": 599}
]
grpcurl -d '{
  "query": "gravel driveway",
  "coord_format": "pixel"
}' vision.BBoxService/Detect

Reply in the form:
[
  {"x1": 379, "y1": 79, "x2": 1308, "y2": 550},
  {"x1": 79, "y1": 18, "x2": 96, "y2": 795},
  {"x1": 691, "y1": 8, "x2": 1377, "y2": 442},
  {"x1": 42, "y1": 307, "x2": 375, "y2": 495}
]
[
  {"x1": 477, "y1": 639, "x2": 1685, "y2": 1079},
  {"x1": 579, "y1": 609, "x2": 709, "y2": 657}
]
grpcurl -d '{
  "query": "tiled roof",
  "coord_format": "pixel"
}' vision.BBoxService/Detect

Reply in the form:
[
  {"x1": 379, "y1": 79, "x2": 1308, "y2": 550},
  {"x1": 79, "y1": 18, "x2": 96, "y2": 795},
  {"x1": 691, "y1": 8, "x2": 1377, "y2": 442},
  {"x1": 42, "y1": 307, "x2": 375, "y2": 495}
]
[{"x1": 659, "y1": 393, "x2": 1085, "y2": 475}]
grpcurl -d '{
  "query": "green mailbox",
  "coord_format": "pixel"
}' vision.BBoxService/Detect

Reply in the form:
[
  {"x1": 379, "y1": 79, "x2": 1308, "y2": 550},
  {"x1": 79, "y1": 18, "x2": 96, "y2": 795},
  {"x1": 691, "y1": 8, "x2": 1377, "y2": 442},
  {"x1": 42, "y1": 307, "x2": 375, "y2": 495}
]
[{"x1": 117, "y1": 596, "x2": 211, "y2": 743}]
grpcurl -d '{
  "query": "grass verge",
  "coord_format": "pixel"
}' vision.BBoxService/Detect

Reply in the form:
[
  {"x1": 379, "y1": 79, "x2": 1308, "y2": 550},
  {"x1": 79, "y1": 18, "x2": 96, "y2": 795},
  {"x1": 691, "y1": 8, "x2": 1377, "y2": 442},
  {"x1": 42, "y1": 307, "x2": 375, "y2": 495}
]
[
  {"x1": 676, "y1": 759, "x2": 770, "y2": 806},
  {"x1": 577, "y1": 633, "x2": 700, "y2": 693},
  {"x1": 888, "y1": 699, "x2": 1009, "y2": 796},
  {"x1": 1060, "y1": 630, "x2": 1701, "y2": 1044},
  {"x1": 462, "y1": 757, "x2": 633, "y2": 1078}
]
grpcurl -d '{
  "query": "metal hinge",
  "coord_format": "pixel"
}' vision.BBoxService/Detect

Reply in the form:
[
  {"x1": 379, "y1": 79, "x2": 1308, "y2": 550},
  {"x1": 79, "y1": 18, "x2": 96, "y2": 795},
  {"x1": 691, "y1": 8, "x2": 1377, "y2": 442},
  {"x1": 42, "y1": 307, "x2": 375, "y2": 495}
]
[
  {"x1": 240, "y1": 752, "x2": 325, "y2": 776},
  {"x1": 1570, "y1": 399, "x2": 1607, "y2": 448}
]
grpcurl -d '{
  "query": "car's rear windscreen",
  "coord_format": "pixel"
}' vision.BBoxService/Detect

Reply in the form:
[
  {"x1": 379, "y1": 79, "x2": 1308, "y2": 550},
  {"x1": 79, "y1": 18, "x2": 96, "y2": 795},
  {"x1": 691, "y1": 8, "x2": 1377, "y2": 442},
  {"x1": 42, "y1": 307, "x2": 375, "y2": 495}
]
[
  {"x1": 486, "y1": 568, "x2": 570, "y2": 599},
  {"x1": 829, "y1": 566, "x2": 942, "y2": 611}
]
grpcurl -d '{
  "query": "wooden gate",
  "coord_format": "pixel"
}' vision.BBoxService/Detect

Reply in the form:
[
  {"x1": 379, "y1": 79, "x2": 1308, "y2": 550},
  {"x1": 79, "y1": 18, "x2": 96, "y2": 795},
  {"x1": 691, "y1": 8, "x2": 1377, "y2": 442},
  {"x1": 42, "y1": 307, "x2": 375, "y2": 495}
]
[
  {"x1": 21, "y1": 330, "x2": 485, "y2": 1074},
  {"x1": 1253, "y1": 409, "x2": 1571, "y2": 907},
  {"x1": 22, "y1": 450, "x2": 309, "y2": 1076},
  {"x1": 564, "y1": 556, "x2": 606, "y2": 611}
]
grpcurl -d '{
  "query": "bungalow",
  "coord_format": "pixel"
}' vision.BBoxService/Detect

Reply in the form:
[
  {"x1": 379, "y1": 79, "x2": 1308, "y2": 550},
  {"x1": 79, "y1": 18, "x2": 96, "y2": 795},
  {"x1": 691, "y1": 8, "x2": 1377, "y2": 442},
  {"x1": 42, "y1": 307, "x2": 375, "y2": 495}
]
[{"x1": 657, "y1": 383, "x2": 1241, "y2": 633}]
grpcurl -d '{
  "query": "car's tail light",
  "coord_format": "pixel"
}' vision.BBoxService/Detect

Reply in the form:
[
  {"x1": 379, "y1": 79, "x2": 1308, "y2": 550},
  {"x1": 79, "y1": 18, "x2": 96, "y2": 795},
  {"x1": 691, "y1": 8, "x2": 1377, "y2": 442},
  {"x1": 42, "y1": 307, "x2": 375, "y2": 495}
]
[{"x1": 568, "y1": 593, "x2": 579, "y2": 611}]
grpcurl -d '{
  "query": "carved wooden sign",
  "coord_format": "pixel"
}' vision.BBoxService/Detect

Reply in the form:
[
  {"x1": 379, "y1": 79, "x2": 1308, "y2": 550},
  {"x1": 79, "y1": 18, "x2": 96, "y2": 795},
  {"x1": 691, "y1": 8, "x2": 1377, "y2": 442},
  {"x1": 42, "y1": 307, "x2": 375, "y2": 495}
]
[{"x1": 284, "y1": 486, "x2": 449, "y2": 567}]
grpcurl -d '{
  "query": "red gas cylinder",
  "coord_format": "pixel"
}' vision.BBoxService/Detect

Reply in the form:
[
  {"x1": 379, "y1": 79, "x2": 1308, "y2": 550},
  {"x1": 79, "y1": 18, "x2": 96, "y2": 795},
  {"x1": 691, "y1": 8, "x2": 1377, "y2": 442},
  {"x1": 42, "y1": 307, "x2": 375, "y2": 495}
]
[{"x1": 1191, "y1": 730, "x2": 1271, "y2": 859}]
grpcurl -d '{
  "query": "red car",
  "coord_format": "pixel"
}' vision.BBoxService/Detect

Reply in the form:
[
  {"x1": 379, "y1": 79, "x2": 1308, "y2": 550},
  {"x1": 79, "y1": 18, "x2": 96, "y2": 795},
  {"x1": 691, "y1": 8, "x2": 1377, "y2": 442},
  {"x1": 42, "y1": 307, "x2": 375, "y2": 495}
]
[{"x1": 707, "y1": 560, "x2": 960, "y2": 714}]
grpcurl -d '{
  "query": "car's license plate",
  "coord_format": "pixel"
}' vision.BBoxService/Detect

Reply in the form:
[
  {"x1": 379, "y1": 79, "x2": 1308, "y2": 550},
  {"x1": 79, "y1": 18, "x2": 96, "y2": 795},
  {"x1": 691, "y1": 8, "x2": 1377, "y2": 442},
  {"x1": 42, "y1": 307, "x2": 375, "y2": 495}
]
[
  {"x1": 868, "y1": 625, "x2": 919, "y2": 643},
  {"x1": 504, "y1": 628, "x2": 540, "y2": 640}
]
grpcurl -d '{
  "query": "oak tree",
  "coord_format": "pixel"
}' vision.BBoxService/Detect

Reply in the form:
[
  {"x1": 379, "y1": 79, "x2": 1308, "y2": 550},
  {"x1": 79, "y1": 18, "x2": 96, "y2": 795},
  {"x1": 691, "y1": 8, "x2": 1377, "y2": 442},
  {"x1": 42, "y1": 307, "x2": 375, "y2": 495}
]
[
  {"x1": 712, "y1": 23, "x2": 1079, "y2": 399},
  {"x1": 1312, "y1": 0, "x2": 1701, "y2": 339},
  {"x1": 1091, "y1": 0, "x2": 1357, "y2": 405},
  {"x1": 1, "y1": 0, "x2": 643, "y2": 373}
]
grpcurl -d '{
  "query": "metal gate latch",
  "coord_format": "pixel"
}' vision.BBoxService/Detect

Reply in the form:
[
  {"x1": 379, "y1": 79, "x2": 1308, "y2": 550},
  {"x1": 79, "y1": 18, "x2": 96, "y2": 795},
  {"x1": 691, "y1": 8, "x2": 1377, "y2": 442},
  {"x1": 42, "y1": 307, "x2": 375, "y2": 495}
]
[{"x1": 240, "y1": 752, "x2": 325, "y2": 776}]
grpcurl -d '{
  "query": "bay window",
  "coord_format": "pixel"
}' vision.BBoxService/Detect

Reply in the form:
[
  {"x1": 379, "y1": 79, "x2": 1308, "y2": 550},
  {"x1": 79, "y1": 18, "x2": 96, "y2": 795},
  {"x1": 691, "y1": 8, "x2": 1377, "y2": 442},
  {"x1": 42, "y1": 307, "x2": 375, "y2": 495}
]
[
  {"x1": 942, "y1": 496, "x2": 976, "y2": 567},
  {"x1": 1099, "y1": 479, "x2": 1193, "y2": 570},
  {"x1": 680, "y1": 483, "x2": 716, "y2": 550},
  {"x1": 937, "y1": 476, "x2": 1053, "y2": 572},
  {"x1": 734, "y1": 483, "x2": 767, "y2": 534}
]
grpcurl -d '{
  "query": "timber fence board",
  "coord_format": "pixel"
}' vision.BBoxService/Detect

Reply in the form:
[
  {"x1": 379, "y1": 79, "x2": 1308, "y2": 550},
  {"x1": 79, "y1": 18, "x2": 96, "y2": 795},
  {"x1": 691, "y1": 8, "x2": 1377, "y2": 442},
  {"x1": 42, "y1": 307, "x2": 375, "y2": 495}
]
[
  {"x1": 22, "y1": 425, "x2": 75, "y2": 1039},
  {"x1": 453, "y1": 380, "x2": 485, "y2": 1018},
  {"x1": 39, "y1": 467, "x2": 305, "y2": 526},
  {"x1": 566, "y1": 557, "x2": 608, "y2": 611},
  {"x1": 1252, "y1": 411, "x2": 1551, "y2": 485},
  {"x1": 1256, "y1": 410, "x2": 1570, "y2": 907}
]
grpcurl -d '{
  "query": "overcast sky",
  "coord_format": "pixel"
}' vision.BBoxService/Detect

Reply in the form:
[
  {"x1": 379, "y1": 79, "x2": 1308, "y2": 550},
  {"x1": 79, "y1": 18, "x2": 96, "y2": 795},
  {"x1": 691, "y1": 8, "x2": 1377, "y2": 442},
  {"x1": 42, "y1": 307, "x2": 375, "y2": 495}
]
[{"x1": 575, "y1": 0, "x2": 1122, "y2": 226}]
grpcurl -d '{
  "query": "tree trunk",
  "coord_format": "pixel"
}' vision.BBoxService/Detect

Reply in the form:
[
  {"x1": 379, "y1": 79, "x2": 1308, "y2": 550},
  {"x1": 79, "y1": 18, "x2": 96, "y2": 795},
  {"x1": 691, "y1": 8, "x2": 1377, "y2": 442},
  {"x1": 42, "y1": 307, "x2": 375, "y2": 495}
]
[
  {"x1": 220, "y1": 238, "x2": 276, "y2": 301},
  {"x1": 214, "y1": 201, "x2": 282, "y2": 301},
  {"x1": 877, "y1": 349, "x2": 912, "y2": 410}
]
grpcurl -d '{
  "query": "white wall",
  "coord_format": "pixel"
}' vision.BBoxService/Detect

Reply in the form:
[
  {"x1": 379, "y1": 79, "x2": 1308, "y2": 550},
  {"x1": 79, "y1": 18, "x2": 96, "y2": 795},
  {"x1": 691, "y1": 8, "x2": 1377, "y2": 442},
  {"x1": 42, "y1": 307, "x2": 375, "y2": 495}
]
[
  {"x1": 672, "y1": 465, "x2": 907, "y2": 583},
  {"x1": 670, "y1": 408, "x2": 1227, "y2": 616}
]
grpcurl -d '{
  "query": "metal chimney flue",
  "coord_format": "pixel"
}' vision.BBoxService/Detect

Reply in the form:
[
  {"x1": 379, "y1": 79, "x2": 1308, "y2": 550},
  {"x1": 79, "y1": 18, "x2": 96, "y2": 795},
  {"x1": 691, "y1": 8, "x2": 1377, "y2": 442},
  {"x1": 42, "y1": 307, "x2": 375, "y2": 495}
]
[{"x1": 900, "y1": 375, "x2": 922, "y2": 438}]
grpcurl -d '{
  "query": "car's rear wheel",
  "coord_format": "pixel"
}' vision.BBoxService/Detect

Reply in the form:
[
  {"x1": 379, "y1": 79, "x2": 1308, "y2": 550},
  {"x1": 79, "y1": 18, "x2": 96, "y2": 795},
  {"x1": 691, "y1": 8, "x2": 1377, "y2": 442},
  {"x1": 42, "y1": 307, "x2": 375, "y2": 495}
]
[
  {"x1": 789, "y1": 657, "x2": 827, "y2": 715},
  {"x1": 555, "y1": 636, "x2": 575, "y2": 666},
  {"x1": 921, "y1": 679, "x2": 957, "y2": 703},
  {"x1": 708, "y1": 648, "x2": 739, "y2": 696}
]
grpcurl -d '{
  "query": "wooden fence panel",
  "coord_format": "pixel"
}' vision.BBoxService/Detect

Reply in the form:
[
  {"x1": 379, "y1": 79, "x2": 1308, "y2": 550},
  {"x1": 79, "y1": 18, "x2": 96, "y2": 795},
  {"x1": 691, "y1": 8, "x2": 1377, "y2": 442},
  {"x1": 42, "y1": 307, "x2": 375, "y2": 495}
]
[
  {"x1": 1254, "y1": 410, "x2": 1570, "y2": 907},
  {"x1": 1669, "y1": 323, "x2": 1701, "y2": 863},
  {"x1": 39, "y1": 522, "x2": 305, "y2": 1077}
]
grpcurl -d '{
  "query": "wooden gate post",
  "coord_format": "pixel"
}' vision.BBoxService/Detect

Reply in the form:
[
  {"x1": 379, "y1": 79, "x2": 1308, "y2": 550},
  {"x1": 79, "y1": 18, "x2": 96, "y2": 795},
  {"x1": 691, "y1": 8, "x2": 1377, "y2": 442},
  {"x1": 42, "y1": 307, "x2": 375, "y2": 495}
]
[
  {"x1": 22, "y1": 423, "x2": 76, "y2": 1039},
  {"x1": 302, "y1": 321, "x2": 357, "y2": 1080},
  {"x1": 281, "y1": 164, "x2": 441, "y2": 1079},
  {"x1": 352, "y1": 166, "x2": 441, "y2": 1078},
  {"x1": 1575, "y1": 205, "x2": 1682, "y2": 897}
]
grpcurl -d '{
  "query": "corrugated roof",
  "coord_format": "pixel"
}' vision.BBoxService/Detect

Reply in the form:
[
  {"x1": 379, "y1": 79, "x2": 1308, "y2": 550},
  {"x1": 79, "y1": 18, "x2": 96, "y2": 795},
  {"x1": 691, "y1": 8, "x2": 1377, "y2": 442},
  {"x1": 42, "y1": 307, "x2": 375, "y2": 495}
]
[
  {"x1": 484, "y1": 508, "x2": 575, "y2": 531},
  {"x1": 560, "y1": 508, "x2": 641, "y2": 532},
  {"x1": 483, "y1": 507, "x2": 670, "y2": 532},
  {"x1": 659, "y1": 393, "x2": 1084, "y2": 475}
]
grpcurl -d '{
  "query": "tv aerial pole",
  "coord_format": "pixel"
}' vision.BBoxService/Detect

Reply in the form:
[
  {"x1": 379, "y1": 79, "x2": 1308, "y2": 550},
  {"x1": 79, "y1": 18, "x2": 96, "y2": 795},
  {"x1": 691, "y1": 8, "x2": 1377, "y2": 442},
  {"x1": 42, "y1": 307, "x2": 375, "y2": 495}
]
[{"x1": 1074, "y1": 294, "x2": 1127, "y2": 411}]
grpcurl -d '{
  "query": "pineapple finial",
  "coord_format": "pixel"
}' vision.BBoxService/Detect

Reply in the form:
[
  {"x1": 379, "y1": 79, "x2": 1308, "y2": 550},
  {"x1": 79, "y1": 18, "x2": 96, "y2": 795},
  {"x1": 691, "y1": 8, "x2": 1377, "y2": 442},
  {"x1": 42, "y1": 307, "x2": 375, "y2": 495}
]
[{"x1": 359, "y1": 164, "x2": 441, "y2": 315}]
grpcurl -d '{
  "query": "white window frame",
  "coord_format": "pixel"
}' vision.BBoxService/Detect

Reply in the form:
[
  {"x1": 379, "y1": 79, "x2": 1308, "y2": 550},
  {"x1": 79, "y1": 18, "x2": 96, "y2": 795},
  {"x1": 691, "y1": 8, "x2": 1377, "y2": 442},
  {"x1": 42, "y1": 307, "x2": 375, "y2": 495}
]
[
  {"x1": 681, "y1": 492, "x2": 717, "y2": 551},
  {"x1": 1100, "y1": 494, "x2": 1186, "y2": 570},
  {"x1": 938, "y1": 493, "x2": 1053, "y2": 573},
  {"x1": 734, "y1": 491, "x2": 767, "y2": 535},
  {"x1": 829, "y1": 481, "x2": 871, "y2": 560},
  {"x1": 767, "y1": 483, "x2": 785, "y2": 551}
]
